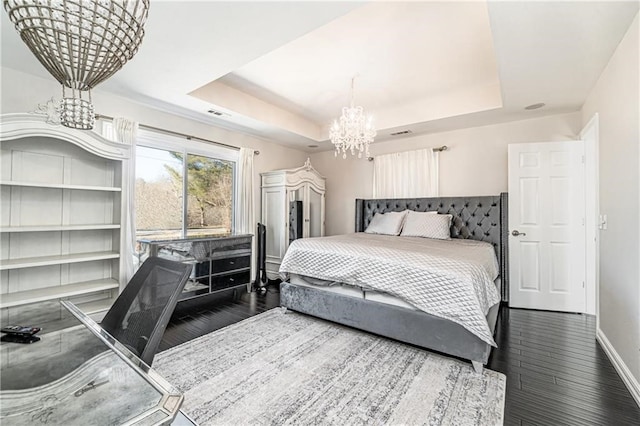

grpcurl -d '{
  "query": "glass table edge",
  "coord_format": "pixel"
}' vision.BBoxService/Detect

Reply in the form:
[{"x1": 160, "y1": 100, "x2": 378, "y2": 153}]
[{"x1": 60, "y1": 300, "x2": 184, "y2": 425}]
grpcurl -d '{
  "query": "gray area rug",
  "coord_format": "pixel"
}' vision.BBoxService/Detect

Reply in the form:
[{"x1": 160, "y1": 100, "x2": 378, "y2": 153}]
[{"x1": 154, "y1": 308, "x2": 506, "y2": 425}]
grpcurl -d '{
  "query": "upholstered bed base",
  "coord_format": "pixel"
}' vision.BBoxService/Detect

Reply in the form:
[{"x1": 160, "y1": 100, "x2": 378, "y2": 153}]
[
  {"x1": 281, "y1": 282, "x2": 499, "y2": 371},
  {"x1": 280, "y1": 194, "x2": 508, "y2": 373}
]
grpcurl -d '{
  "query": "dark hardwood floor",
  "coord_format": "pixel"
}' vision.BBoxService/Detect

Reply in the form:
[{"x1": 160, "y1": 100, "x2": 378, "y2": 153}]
[
  {"x1": 489, "y1": 308, "x2": 640, "y2": 425},
  {"x1": 161, "y1": 287, "x2": 640, "y2": 425},
  {"x1": 159, "y1": 285, "x2": 281, "y2": 352}
]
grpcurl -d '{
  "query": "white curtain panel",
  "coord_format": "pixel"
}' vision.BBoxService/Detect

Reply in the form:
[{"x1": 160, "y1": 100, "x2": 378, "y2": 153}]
[
  {"x1": 236, "y1": 147, "x2": 255, "y2": 284},
  {"x1": 373, "y1": 148, "x2": 439, "y2": 198},
  {"x1": 111, "y1": 117, "x2": 138, "y2": 282}
]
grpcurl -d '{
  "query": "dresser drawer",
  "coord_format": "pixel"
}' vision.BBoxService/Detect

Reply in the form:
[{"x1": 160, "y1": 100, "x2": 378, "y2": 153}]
[
  {"x1": 212, "y1": 256, "x2": 250, "y2": 273},
  {"x1": 210, "y1": 238, "x2": 251, "y2": 252},
  {"x1": 211, "y1": 271, "x2": 250, "y2": 291}
]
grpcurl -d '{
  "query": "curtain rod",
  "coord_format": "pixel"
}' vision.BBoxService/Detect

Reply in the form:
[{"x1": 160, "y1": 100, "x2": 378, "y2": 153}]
[
  {"x1": 95, "y1": 114, "x2": 260, "y2": 156},
  {"x1": 366, "y1": 145, "x2": 447, "y2": 161}
]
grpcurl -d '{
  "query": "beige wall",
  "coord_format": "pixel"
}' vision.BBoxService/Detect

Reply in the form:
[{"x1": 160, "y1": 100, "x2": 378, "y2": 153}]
[
  {"x1": 581, "y1": 13, "x2": 639, "y2": 388},
  {"x1": 311, "y1": 112, "x2": 582, "y2": 236},
  {"x1": 1, "y1": 67, "x2": 309, "y2": 234}
]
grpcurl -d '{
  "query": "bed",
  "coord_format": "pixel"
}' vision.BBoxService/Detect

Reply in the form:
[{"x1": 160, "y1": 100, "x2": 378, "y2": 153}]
[{"x1": 278, "y1": 194, "x2": 508, "y2": 373}]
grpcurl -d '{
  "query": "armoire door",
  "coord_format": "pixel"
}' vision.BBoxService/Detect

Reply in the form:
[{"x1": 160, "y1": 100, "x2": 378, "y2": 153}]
[
  {"x1": 262, "y1": 187, "x2": 285, "y2": 278},
  {"x1": 306, "y1": 185, "x2": 324, "y2": 238},
  {"x1": 289, "y1": 186, "x2": 304, "y2": 241}
]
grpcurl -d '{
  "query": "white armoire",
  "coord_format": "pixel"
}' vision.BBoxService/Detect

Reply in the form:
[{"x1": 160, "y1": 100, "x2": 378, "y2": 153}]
[
  {"x1": 1, "y1": 113, "x2": 130, "y2": 327},
  {"x1": 261, "y1": 159, "x2": 325, "y2": 279}
]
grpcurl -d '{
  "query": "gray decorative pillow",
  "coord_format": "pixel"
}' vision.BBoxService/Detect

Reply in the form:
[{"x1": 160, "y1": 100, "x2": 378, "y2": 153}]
[
  {"x1": 400, "y1": 211, "x2": 452, "y2": 240},
  {"x1": 364, "y1": 210, "x2": 408, "y2": 236}
]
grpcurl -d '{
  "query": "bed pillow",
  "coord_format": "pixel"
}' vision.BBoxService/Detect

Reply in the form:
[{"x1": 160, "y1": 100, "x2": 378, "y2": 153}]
[
  {"x1": 400, "y1": 211, "x2": 452, "y2": 240},
  {"x1": 364, "y1": 210, "x2": 408, "y2": 235}
]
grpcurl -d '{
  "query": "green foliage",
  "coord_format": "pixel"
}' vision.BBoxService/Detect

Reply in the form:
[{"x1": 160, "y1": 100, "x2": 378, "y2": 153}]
[{"x1": 164, "y1": 152, "x2": 233, "y2": 228}]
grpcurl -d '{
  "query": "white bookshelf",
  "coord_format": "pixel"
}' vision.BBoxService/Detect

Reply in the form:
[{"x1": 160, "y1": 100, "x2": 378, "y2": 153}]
[
  {"x1": 0, "y1": 180, "x2": 121, "y2": 192},
  {"x1": 0, "y1": 279, "x2": 120, "y2": 309},
  {"x1": 0, "y1": 224, "x2": 121, "y2": 233},
  {"x1": 0, "y1": 251, "x2": 120, "y2": 270},
  {"x1": 0, "y1": 113, "x2": 131, "y2": 328}
]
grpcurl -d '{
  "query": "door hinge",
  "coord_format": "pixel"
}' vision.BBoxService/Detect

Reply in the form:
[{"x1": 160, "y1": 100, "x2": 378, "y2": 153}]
[
  {"x1": 581, "y1": 155, "x2": 585, "y2": 164},
  {"x1": 582, "y1": 281, "x2": 585, "y2": 288}
]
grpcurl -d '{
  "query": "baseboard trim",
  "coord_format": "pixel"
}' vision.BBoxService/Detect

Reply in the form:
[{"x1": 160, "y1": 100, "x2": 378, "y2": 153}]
[{"x1": 596, "y1": 328, "x2": 640, "y2": 407}]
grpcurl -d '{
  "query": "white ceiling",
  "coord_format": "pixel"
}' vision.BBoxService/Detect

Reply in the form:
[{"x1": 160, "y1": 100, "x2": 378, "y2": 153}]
[{"x1": 2, "y1": 1, "x2": 638, "y2": 151}]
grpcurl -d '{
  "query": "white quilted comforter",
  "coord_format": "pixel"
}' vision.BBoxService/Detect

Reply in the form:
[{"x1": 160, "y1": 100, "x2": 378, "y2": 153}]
[{"x1": 279, "y1": 233, "x2": 501, "y2": 346}]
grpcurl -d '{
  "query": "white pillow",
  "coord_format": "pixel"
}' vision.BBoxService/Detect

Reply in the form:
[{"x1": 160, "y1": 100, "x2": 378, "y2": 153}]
[
  {"x1": 364, "y1": 210, "x2": 408, "y2": 235},
  {"x1": 400, "y1": 211, "x2": 452, "y2": 240}
]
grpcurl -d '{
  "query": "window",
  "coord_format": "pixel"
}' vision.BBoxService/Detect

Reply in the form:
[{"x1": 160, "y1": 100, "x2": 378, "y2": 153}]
[
  {"x1": 183, "y1": 154, "x2": 234, "y2": 237},
  {"x1": 135, "y1": 146, "x2": 183, "y2": 237},
  {"x1": 134, "y1": 129, "x2": 237, "y2": 241}
]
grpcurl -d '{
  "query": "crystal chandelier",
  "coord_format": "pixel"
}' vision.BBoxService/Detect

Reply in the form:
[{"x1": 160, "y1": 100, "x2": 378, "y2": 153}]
[
  {"x1": 4, "y1": 0, "x2": 150, "y2": 130},
  {"x1": 330, "y1": 76, "x2": 376, "y2": 159}
]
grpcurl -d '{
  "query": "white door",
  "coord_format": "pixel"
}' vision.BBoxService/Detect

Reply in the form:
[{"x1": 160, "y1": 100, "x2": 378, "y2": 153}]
[{"x1": 508, "y1": 141, "x2": 586, "y2": 312}]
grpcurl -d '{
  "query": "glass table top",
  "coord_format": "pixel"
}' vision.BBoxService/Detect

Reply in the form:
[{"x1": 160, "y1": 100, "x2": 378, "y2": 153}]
[{"x1": 0, "y1": 301, "x2": 183, "y2": 425}]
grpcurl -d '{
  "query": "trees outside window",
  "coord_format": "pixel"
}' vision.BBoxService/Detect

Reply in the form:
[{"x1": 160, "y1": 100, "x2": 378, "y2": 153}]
[{"x1": 136, "y1": 146, "x2": 235, "y2": 240}]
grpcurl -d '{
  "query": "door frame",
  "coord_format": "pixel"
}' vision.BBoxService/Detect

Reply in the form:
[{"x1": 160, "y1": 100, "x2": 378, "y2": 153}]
[{"x1": 581, "y1": 113, "x2": 600, "y2": 318}]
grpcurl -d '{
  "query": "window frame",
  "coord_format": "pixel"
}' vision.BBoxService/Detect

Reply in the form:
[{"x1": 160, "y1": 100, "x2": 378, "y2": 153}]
[{"x1": 135, "y1": 128, "x2": 239, "y2": 238}]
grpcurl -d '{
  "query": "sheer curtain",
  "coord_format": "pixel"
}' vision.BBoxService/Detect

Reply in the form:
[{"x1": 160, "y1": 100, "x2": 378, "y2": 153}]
[
  {"x1": 373, "y1": 148, "x2": 439, "y2": 198},
  {"x1": 107, "y1": 117, "x2": 138, "y2": 282},
  {"x1": 235, "y1": 148, "x2": 255, "y2": 285}
]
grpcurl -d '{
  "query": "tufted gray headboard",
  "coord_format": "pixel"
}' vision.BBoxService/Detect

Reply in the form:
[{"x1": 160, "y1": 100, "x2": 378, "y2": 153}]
[{"x1": 355, "y1": 193, "x2": 509, "y2": 302}]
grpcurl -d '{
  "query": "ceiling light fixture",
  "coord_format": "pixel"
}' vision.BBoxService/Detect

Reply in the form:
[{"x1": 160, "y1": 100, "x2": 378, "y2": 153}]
[
  {"x1": 329, "y1": 75, "x2": 376, "y2": 159},
  {"x1": 4, "y1": 0, "x2": 150, "y2": 130}
]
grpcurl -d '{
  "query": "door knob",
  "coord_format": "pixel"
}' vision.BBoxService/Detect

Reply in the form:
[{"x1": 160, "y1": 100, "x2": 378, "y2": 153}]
[{"x1": 511, "y1": 230, "x2": 526, "y2": 237}]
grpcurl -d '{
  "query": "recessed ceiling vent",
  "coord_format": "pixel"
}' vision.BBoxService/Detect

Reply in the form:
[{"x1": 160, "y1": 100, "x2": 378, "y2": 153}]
[
  {"x1": 524, "y1": 103, "x2": 545, "y2": 110},
  {"x1": 207, "y1": 109, "x2": 225, "y2": 116},
  {"x1": 390, "y1": 130, "x2": 412, "y2": 136}
]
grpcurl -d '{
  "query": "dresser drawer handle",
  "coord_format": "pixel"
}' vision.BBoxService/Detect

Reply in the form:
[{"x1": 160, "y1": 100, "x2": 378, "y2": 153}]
[
  {"x1": 229, "y1": 277, "x2": 234, "y2": 282},
  {"x1": 229, "y1": 261, "x2": 235, "y2": 265}
]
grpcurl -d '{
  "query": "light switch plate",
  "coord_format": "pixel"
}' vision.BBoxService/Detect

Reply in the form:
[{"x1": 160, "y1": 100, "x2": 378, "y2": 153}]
[{"x1": 599, "y1": 214, "x2": 608, "y2": 230}]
